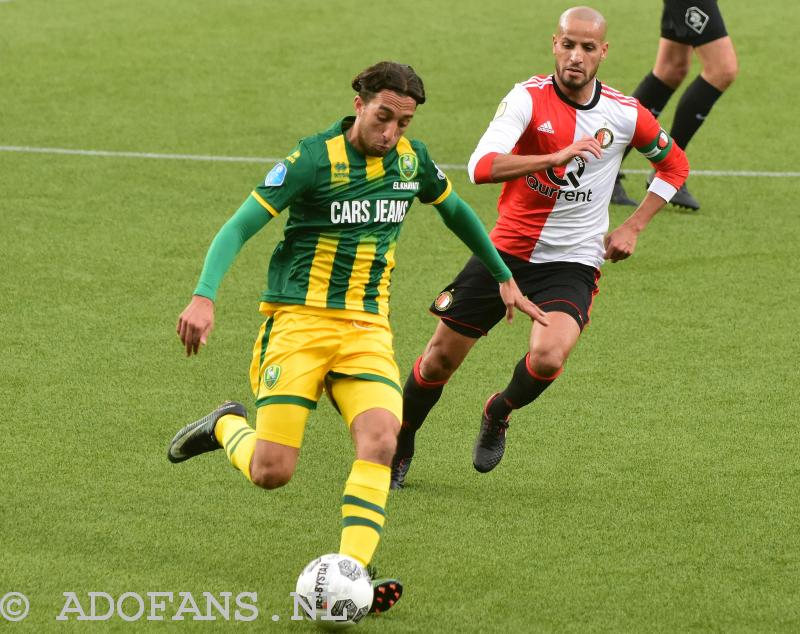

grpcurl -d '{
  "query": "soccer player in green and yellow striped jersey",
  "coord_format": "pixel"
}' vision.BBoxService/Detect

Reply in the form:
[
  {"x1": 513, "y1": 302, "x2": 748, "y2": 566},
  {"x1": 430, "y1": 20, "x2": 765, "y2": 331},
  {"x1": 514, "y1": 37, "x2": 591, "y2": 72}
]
[{"x1": 167, "y1": 61, "x2": 547, "y2": 616}]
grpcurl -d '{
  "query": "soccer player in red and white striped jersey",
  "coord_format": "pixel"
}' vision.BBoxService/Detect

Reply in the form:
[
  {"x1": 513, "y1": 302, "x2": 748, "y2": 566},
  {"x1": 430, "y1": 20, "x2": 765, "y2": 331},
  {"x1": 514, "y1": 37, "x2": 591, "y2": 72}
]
[{"x1": 391, "y1": 6, "x2": 690, "y2": 486}]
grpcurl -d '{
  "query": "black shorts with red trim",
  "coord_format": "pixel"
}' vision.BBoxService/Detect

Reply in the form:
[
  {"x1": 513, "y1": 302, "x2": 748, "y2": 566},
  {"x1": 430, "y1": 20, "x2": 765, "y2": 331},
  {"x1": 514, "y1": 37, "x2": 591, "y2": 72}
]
[
  {"x1": 430, "y1": 252, "x2": 600, "y2": 339},
  {"x1": 660, "y1": 0, "x2": 728, "y2": 47}
]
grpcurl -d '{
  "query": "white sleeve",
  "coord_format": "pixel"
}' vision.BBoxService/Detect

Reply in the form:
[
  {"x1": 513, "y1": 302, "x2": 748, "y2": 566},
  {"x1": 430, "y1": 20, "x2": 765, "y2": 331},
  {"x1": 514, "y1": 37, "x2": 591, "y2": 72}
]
[{"x1": 467, "y1": 84, "x2": 533, "y2": 183}]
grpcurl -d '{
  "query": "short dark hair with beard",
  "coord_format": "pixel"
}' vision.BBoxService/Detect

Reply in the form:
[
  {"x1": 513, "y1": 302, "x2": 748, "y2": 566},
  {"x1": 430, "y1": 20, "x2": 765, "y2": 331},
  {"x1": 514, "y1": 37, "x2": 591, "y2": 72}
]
[{"x1": 352, "y1": 61, "x2": 426, "y2": 105}]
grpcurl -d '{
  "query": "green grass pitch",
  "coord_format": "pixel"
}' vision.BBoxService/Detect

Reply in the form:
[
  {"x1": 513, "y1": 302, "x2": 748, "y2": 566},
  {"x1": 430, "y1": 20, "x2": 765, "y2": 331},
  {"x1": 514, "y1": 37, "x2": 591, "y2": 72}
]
[{"x1": 1, "y1": 0, "x2": 798, "y2": 631}]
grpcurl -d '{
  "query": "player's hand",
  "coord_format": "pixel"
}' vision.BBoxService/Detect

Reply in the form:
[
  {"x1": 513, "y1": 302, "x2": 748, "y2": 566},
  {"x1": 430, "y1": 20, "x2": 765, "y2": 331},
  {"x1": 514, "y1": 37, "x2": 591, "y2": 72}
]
[
  {"x1": 499, "y1": 277, "x2": 549, "y2": 326},
  {"x1": 604, "y1": 223, "x2": 639, "y2": 263},
  {"x1": 177, "y1": 295, "x2": 215, "y2": 356},
  {"x1": 551, "y1": 135, "x2": 602, "y2": 167}
]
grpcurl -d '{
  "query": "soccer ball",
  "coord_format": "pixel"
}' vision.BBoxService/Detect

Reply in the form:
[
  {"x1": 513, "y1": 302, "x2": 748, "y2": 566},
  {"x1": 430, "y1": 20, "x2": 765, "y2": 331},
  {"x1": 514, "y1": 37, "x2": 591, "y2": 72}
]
[{"x1": 294, "y1": 553, "x2": 373, "y2": 629}]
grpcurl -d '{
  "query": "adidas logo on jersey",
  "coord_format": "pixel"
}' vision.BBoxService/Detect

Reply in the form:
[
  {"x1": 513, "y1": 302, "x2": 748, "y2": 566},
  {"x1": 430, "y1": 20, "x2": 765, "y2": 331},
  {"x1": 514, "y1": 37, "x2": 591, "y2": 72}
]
[{"x1": 537, "y1": 120, "x2": 555, "y2": 134}]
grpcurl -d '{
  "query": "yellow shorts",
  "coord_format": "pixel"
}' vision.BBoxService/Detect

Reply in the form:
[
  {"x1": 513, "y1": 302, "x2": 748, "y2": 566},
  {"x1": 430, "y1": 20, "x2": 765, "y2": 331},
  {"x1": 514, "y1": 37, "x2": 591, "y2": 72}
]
[{"x1": 248, "y1": 309, "x2": 402, "y2": 448}]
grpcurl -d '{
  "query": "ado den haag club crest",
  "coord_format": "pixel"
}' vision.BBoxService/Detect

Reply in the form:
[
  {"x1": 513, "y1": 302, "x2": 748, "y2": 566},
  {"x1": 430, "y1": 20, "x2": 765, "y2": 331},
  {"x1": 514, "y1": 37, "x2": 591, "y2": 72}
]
[
  {"x1": 398, "y1": 153, "x2": 418, "y2": 181},
  {"x1": 263, "y1": 364, "x2": 281, "y2": 390}
]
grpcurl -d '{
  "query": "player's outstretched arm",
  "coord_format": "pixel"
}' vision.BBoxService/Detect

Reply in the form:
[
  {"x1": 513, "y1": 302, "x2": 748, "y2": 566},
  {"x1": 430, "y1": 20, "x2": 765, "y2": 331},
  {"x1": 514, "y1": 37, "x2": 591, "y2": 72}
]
[
  {"x1": 177, "y1": 196, "x2": 272, "y2": 356},
  {"x1": 471, "y1": 136, "x2": 602, "y2": 184},
  {"x1": 434, "y1": 191, "x2": 548, "y2": 326}
]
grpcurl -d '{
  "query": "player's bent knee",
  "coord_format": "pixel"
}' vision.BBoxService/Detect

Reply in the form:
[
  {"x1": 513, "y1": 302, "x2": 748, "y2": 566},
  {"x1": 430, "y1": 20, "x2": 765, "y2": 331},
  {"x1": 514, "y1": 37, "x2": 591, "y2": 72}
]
[
  {"x1": 249, "y1": 446, "x2": 298, "y2": 490},
  {"x1": 697, "y1": 37, "x2": 738, "y2": 90},
  {"x1": 360, "y1": 443, "x2": 396, "y2": 466},
  {"x1": 655, "y1": 63, "x2": 689, "y2": 89},
  {"x1": 358, "y1": 428, "x2": 397, "y2": 465},
  {"x1": 529, "y1": 349, "x2": 566, "y2": 378},
  {"x1": 421, "y1": 344, "x2": 464, "y2": 381},
  {"x1": 705, "y1": 64, "x2": 738, "y2": 90},
  {"x1": 420, "y1": 354, "x2": 454, "y2": 382},
  {"x1": 419, "y1": 321, "x2": 476, "y2": 382},
  {"x1": 666, "y1": 66, "x2": 689, "y2": 87},
  {"x1": 352, "y1": 413, "x2": 399, "y2": 465},
  {"x1": 250, "y1": 462, "x2": 294, "y2": 490}
]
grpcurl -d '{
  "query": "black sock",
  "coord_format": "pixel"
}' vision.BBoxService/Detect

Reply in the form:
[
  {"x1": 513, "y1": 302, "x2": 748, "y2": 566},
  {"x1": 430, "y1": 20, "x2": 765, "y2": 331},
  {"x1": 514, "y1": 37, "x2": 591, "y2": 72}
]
[
  {"x1": 633, "y1": 71, "x2": 676, "y2": 117},
  {"x1": 622, "y1": 72, "x2": 676, "y2": 162},
  {"x1": 669, "y1": 75, "x2": 723, "y2": 151},
  {"x1": 397, "y1": 357, "x2": 446, "y2": 458},
  {"x1": 487, "y1": 354, "x2": 561, "y2": 420}
]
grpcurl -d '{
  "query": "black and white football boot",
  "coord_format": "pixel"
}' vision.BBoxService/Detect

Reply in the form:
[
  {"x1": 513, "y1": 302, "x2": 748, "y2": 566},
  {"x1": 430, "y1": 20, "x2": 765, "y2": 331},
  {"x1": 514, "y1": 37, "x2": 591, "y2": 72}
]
[{"x1": 167, "y1": 401, "x2": 247, "y2": 463}]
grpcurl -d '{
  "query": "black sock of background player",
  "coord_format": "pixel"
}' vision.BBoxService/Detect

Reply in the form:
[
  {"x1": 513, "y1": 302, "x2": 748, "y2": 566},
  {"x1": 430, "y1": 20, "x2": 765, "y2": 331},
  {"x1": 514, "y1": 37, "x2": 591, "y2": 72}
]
[
  {"x1": 622, "y1": 71, "x2": 676, "y2": 162},
  {"x1": 397, "y1": 357, "x2": 446, "y2": 458},
  {"x1": 487, "y1": 354, "x2": 561, "y2": 420},
  {"x1": 670, "y1": 75, "x2": 723, "y2": 152}
]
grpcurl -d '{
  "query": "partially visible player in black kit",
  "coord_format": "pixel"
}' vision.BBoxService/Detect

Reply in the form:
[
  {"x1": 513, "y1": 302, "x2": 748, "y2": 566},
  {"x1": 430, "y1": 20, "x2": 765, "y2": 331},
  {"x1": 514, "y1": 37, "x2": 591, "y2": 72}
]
[{"x1": 612, "y1": 0, "x2": 737, "y2": 210}]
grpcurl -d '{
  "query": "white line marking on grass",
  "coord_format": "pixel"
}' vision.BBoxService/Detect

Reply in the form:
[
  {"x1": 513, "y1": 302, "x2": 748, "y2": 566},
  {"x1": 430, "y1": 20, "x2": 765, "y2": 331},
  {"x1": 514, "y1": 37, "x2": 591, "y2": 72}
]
[
  {"x1": 0, "y1": 145, "x2": 268, "y2": 164},
  {"x1": 621, "y1": 168, "x2": 800, "y2": 178},
  {"x1": 1, "y1": 145, "x2": 799, "y2": 177}
]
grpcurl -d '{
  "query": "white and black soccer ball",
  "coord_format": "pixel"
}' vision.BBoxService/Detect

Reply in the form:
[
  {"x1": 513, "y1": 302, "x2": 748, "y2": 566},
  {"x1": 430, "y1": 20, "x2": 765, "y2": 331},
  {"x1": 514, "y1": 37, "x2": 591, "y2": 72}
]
[{"x1": 294, "y1": 553, "x2": 372, "y2": 629}]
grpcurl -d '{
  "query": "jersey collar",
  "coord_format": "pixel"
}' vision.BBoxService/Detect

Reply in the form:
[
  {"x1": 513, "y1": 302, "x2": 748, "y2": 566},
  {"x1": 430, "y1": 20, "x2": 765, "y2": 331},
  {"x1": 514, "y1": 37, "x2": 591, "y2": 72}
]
[{"x1": 551, "y1": 75, "x2": 602, "y2": 110}]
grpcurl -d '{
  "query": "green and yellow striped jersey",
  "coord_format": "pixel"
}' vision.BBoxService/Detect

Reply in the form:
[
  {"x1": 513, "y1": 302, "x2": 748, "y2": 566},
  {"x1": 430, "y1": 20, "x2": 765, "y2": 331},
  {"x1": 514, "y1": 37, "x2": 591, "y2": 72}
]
[{"x1": 251, "y1": 116, "x2": 452, "y2": 320}]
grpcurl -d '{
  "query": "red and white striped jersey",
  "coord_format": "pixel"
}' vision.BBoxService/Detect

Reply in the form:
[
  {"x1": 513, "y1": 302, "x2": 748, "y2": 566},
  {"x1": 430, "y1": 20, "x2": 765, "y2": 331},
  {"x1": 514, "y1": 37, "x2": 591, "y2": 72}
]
[{"x1": 467, "y1": 74, "x2": 689, "y2": 267}]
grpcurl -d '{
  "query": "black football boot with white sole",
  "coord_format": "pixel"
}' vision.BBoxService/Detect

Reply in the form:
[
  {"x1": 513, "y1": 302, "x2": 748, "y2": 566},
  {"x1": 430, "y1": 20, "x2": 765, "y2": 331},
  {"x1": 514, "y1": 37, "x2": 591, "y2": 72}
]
[{"x1": 167, "y1": 401, "x2": 247, "y2": 463}]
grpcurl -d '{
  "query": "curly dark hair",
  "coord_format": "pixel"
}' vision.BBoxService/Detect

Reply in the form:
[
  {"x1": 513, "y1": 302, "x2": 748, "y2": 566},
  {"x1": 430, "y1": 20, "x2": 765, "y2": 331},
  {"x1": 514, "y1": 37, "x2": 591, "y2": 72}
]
[{"x1": 351, "y1": 61, "x2": 426, "y2": 105}]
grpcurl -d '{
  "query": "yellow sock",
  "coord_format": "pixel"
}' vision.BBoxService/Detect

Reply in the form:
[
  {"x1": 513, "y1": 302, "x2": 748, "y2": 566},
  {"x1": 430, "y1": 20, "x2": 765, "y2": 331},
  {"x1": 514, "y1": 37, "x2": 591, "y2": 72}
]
[
  {"x1": 214, "y1": 414, "x2": 256, "y2": 482},
  {"x1": 339, "y1": 459, "x2": 390, "y2": 566}
]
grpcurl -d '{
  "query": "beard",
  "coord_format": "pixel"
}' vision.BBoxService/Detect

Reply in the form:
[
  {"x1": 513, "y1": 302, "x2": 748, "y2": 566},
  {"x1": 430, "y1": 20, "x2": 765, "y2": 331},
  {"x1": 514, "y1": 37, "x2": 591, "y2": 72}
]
[{"x1": 557, "y1": 65, "x2": 594, "y2": 90}]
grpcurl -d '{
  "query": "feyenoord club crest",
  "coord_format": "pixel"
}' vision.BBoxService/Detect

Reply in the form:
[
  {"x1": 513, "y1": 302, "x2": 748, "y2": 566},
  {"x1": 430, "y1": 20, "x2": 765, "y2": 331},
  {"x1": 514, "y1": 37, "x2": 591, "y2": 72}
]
[
  {"x1": 263, "y1": 364, "x2": 281, "y2": 390},
  {"x1": 434, "y1": 291, "x2": 453, "y2": 311},
  {"x1": 594, "y1": 127, "x2": 614, "y2": 149},
  {"x1": 398, "y1": 153, "x2": 419, "y2": 181},
  {"x1": 657, "y1": 129, "x2": 670, "y2": 149}
]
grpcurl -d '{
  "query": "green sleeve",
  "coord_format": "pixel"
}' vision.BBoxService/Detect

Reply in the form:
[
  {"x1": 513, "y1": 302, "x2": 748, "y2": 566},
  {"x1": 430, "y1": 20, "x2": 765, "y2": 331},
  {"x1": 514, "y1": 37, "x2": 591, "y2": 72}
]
[
  {"x1": 193, "y1": 196, "x2": 273, "y2": 300},
  {"x1": 434, "y1": 191, "x2": 512, "y2": 283}
]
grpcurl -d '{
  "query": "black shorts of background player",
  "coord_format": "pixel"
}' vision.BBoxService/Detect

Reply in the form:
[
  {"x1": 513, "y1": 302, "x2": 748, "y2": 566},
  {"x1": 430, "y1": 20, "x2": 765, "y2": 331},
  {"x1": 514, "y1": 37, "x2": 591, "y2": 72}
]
[{"x1": 612, "y1": 0, "x2": 737, "y2": 210}]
